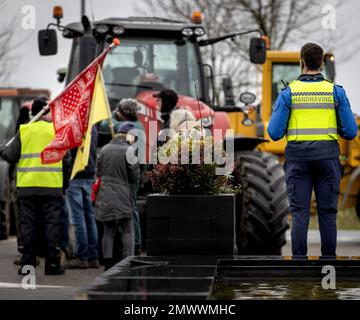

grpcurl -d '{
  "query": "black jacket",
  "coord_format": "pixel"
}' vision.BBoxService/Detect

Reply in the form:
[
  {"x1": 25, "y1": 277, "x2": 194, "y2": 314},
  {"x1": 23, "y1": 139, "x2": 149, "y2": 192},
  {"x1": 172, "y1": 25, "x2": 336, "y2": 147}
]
[
  {"x1": 71, "y1": 126, "x2": 98, "y2": 179},
  {"x1": 0, "y1": 127, "x2": 71, "y2": 198},
  {"x1": 95, "y1": 136, "x2": 139, "y2": 221}
]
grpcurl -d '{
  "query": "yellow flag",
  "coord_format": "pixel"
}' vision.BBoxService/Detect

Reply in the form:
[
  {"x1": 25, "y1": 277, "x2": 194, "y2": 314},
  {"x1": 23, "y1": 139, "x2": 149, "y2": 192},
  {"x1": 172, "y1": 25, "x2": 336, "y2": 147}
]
[{"x1": 71, "y1": 67, "x2": 112, "y2": 179}]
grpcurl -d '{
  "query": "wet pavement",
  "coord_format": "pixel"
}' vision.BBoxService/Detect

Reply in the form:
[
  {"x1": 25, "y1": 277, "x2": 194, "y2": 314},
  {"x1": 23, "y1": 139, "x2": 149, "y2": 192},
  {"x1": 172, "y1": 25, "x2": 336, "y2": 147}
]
[
  {"x1": 0, "y1": 230, "x2": 359, "y2": 299},
  {"x1": 0, "y1": 237, "x2": 102, "y2": 300},
  {"x1": 83, "y1": 255, "x2": 360, "y2": 300},
  {"x1": 81, "y1": 256, "x2": 219, "y2": 300}
]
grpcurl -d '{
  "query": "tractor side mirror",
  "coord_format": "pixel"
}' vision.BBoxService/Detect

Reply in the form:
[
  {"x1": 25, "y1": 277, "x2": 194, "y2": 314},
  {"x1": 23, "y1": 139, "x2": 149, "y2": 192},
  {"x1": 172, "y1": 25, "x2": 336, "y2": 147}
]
[
  {"x1": 38, "y1": 29, "x2": 58, "y2": 55},
  {"x1": 324, "y1": 53, "x2": 336, "y2": 81},
  {"x1": 249, "y1": 37, "x2": 266, "y2": 64}
]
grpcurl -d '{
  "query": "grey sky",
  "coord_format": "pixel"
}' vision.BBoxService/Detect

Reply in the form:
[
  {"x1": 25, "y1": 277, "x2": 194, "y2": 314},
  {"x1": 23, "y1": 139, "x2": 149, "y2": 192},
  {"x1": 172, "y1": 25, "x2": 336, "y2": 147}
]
[
  {"x1": 1, "y1": 0, "x2": 360, "y2": 112},
  {"x1": 1, "y1": 0, "x2": 137, "y2": 95}
]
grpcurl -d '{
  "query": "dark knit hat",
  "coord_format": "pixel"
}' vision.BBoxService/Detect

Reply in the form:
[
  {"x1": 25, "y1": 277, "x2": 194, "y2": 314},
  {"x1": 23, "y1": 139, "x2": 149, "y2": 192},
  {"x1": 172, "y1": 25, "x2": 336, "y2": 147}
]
[
  {"x1": 153, "y1": 89, "x2": 178, "y2": 105},
  {"x1": 31, "y1": 98, "x2": 48, "y2": 116},
  {"x1": 118, "y1": 121, "x2": 137, "y2": 134}
]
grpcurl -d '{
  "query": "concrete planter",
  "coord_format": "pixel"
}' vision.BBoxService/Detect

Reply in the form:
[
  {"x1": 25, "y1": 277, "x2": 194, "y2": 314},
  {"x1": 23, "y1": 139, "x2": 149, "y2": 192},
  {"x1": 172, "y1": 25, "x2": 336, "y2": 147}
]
[{"x1": 147, "y1": 194, "x2": 235, "y2": 255}]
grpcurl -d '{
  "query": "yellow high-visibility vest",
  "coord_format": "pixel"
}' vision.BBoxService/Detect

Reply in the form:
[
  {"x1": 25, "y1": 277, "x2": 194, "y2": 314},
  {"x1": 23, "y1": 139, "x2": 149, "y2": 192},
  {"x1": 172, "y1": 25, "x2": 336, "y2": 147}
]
[
  {"x1": 17, "y1": 121, "x2": 63, "y2": 188},
  {"x1": 287, "y1": 80, "x2": 338, "y2": 141}
]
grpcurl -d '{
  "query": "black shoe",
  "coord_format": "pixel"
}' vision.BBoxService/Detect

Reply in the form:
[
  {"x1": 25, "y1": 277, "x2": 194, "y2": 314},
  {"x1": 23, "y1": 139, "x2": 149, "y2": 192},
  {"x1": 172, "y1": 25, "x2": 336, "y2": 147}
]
[{"x1": 45, "y1": 265, "x2": 65, "y2": 276}]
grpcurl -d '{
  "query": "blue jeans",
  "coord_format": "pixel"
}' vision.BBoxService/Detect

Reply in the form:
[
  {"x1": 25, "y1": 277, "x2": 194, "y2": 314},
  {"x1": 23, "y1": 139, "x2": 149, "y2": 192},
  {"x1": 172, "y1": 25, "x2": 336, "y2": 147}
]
[
  {"x1": 66, "y1": 178, "x2": 98, "y2": 261},
  {"x1": 285, "y1": 159, "x2": 340, "y2": 257}
]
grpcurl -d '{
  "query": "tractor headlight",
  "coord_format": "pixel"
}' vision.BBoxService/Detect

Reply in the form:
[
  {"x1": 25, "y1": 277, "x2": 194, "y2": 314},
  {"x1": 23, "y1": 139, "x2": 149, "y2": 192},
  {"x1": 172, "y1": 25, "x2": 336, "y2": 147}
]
[
  {"x1": 194, "y1": 27, "x2": 205, "y2": 36},
  {"x1": 182, "y1": 28, "x2": 194, "y2": 37},
  {"x1": 95, "y1": 24, "x2": 109, "y2": 34},
  {"x1": 112, "y1": 25, "x2": 125, "y2": 35},
  {"x1": 200, "y1": 116, "x2": 213, "y2": 127}
]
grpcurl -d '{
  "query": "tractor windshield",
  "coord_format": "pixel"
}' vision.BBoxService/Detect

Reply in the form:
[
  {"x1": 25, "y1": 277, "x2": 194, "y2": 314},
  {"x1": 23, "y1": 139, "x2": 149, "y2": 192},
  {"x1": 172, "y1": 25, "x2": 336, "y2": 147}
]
[
  {"x1": 102, "y1": 37, "x2": 202, "y2": 109},
  {"x1": 271, "y1": 62, "x2": 335, "y2": 107},
  {"x1": 0, "y1": 98, "x2": 19, "y2": 143},
  {"x1": 271, "y1": 63, "x2": 299, "y2": 106}
]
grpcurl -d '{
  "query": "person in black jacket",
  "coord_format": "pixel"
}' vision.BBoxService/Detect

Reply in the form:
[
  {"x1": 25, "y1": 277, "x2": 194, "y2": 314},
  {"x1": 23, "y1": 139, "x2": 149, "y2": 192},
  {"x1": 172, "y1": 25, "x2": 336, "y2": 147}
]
[
  {"x1": 13, "y1": 103, "x2": 31, "y2": 258},
  {"x1": 0, "y1": 99, "x2": 70, "y2": 275},
  {"x1": 153, "y1": 89, "x2": 179, "y2": 129},
  {"x1": 95, "y1": 122, "x2": 139, "y2": 271}
]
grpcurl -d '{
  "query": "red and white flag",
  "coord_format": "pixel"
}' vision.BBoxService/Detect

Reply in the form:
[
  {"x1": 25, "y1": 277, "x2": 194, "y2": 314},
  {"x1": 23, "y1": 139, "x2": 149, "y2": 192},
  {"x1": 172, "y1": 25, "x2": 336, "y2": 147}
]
[{"x1": 41, "y1": 40, "x2": 118, "y2": 164}]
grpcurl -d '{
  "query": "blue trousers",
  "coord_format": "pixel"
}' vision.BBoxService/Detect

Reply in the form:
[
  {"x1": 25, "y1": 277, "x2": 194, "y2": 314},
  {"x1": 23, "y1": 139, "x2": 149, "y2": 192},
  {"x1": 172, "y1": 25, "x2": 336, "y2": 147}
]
[
  {"x1": 66, "y1": 178, "x2": 98, "y2": 261},
  {"x1": 284, "y1": 159, "x2": 340, "y2": 257}
]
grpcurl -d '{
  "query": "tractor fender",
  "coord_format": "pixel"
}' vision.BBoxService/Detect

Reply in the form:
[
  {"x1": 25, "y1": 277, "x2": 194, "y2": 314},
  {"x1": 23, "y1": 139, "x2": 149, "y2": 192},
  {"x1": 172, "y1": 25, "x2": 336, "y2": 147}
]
[
  {"x1": 225, "y1": 136, "x2": 269, "y2": 152},
  {"x1": 0, "y1": 160, "x2": 10, "y2": 202}
]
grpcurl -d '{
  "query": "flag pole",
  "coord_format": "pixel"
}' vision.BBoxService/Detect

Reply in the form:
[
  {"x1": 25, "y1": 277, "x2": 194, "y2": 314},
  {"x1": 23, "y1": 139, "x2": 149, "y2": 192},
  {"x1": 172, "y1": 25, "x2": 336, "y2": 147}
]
[
  {"x1": 108, "y1": 117, "x2": 115, "y2": 138},
  {"x1": 5, "y1": 105, "x2": 50, "y2": 147},
  {"x1": 103, "y1": 38, "x2": 118, "y2": 140},
  {"x1": 4, "y1": 38, "x2": 120, "y2": 148},
  {"x1": 97, "y1": 66, "x2": 116, "y2": 138}
]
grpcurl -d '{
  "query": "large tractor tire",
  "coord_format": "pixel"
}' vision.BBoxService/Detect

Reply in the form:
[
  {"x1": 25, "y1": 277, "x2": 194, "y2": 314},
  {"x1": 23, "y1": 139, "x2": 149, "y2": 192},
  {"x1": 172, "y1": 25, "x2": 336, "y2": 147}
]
[{"x1": 234, "y1": 150, "x2": 289, "y2": 255}]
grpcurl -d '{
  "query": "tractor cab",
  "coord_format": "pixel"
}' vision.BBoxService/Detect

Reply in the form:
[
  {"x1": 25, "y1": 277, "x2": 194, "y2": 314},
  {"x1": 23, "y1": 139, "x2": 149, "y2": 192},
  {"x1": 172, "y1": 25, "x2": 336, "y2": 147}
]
[
  {"x1": 58, "y1": 16, "x2": 218, "y2": 149},
  {"x1": 38, "y1": 9, "x2": 267, "y2": 151},
  {"x1": 63, "y1": 17, "x2": 208, "y2": 109},
  {"x1": 38, "y1": 8, "x2": 267, "y2": 134}
]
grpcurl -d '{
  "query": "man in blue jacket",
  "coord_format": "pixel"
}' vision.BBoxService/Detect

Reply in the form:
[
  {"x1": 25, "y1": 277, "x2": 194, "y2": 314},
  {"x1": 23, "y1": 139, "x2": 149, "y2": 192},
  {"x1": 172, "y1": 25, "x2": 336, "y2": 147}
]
[{"x1": 268, "y1": 43, "x2": 357, "y2": 257}]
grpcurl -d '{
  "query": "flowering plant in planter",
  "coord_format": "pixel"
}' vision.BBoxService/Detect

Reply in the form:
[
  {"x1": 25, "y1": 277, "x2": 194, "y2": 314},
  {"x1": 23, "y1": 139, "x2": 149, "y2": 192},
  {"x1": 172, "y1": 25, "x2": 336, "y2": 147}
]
[
  {"x1": 147, "y1": 133, "x2": 238, "y2": 195},
  {"x1": 146, "y1": 132, "x2": 239, "y2": 255}
]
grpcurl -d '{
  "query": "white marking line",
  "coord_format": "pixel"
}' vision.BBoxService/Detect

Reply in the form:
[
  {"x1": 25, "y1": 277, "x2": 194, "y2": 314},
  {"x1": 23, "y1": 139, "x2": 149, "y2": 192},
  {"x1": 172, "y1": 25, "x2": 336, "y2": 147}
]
[
  {"x1": 0, "y1": 282, "x2": 71, "y2": 289},
  {"x1": 1, "y1": 237, "x2": 17, "y2": 244}
]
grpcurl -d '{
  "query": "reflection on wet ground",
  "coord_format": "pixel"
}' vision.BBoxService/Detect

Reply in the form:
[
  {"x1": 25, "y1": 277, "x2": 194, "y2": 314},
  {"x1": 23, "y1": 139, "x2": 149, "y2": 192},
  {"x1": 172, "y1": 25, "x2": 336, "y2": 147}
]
[
  {"x1": 81, "y1": 256, "x2": 360, "y2": 300},
  {"x1": 212, "y1": 280, "x2": 360, "y2": 300}
]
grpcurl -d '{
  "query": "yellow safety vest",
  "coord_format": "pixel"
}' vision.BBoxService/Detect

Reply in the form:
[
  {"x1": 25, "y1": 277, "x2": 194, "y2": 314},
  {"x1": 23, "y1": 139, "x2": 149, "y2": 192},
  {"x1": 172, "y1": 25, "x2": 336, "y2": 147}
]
[
  {"x1": 287, "y1": 80, "x2": 338, "y2": 141},
  {"x1": 17, "y1": 121, "x2": 63, "y2": 188}
]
